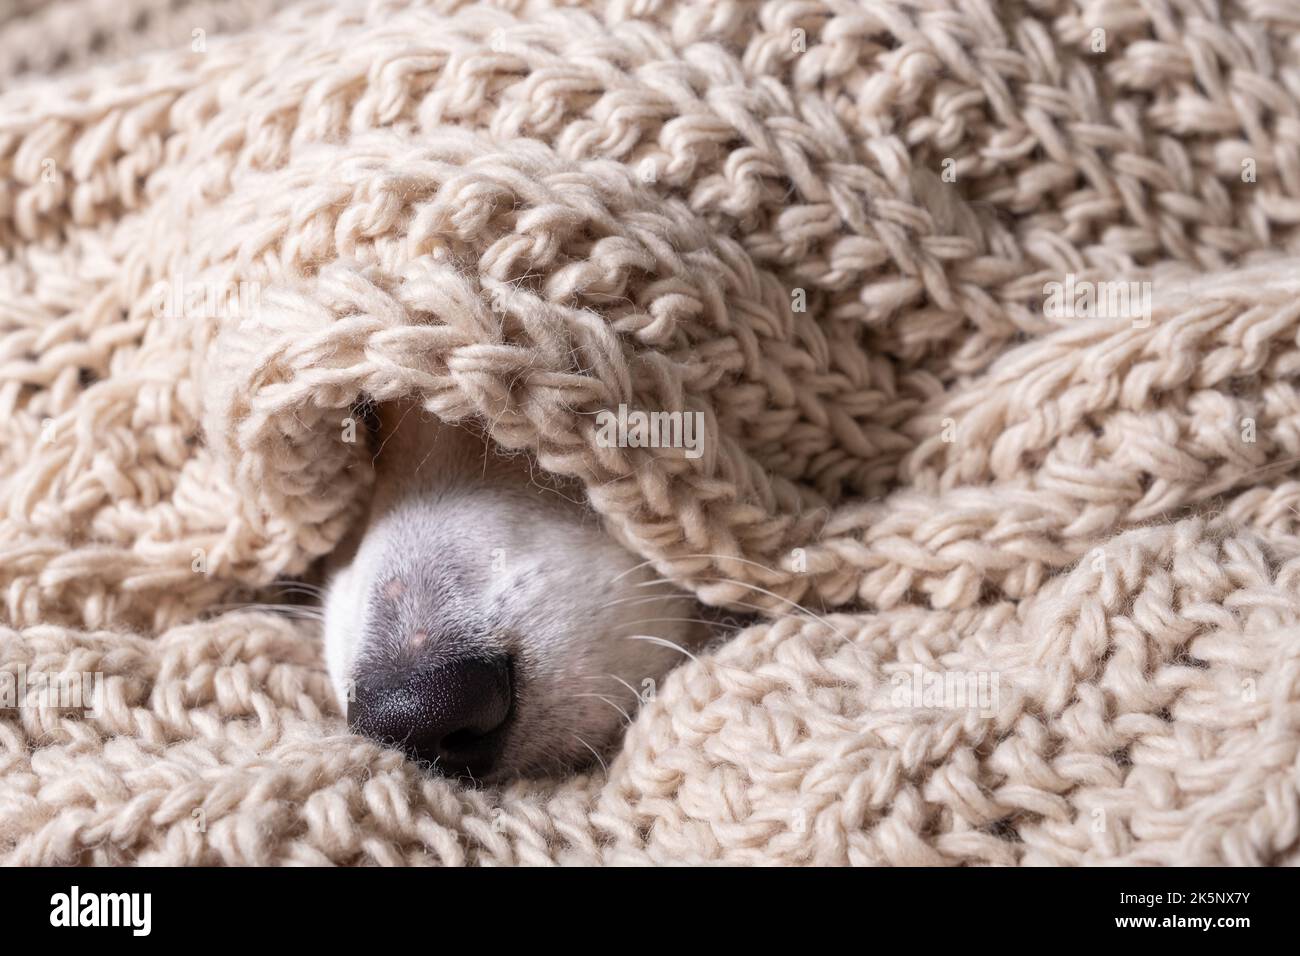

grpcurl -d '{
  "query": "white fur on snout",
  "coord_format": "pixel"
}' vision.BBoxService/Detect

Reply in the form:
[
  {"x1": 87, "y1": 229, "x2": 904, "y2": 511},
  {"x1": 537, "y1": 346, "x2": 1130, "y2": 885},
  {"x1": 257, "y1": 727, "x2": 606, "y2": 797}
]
[
  {"x1": 322, "y1": 483, "x2": 703, "y2": 780},
  {"x1": 322, "y1": 561, "x2": 365, "y2": 709}
]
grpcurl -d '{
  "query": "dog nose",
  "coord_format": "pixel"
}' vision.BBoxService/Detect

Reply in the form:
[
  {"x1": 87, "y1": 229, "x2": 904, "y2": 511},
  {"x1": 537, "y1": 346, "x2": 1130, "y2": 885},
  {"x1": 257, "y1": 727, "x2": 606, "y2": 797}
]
[{"x1": 348, "y1": 655, "x2": 513, "y2": 778}]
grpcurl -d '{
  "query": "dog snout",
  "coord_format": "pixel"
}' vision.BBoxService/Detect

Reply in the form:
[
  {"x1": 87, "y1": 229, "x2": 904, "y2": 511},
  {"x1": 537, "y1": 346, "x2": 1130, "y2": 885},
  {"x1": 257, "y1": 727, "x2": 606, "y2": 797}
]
[{"x1": 348, "y1": 654, "x2": 514, "y2": 779}]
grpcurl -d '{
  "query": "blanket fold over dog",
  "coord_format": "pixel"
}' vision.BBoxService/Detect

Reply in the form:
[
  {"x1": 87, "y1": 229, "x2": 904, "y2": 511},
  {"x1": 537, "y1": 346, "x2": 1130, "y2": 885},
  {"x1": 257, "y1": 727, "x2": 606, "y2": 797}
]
[{"x1": 3, "y1": 0, "x2": 1300, "y2": 864}]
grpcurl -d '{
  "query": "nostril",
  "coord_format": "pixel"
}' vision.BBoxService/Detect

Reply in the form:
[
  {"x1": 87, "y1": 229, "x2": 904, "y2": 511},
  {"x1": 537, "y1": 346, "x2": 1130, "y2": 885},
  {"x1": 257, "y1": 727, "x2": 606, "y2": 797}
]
[{"x1": 348, "y1": 654, "x2": 514, "y2": 778}]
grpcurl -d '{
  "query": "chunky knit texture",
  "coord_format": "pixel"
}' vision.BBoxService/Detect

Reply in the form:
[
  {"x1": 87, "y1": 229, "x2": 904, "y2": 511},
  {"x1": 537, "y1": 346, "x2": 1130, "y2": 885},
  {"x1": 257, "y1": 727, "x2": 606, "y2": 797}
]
[{"x1": 3, "y1": 0, "x2": 1300, "y2": 865}]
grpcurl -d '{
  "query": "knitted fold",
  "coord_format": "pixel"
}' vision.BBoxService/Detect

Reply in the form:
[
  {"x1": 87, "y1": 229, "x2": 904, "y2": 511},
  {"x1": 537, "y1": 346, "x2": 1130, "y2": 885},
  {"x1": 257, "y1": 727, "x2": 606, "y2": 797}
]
[{"x1": 2, "y1": 0, "x2": 1299, "y2": 864}]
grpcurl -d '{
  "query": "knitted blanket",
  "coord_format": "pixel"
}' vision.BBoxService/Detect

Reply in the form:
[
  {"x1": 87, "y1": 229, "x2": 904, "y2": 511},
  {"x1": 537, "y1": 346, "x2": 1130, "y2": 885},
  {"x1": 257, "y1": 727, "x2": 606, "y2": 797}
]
[{"x1": 3, "y1": 0, "x2": 1300, "y2": 865}]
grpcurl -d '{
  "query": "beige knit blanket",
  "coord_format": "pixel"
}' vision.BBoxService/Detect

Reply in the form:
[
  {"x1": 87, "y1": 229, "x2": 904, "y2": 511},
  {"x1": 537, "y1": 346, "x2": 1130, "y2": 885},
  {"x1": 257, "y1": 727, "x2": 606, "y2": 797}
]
[{"x1": 3, "y1": 0, "x2": 1300, "y2": 865}]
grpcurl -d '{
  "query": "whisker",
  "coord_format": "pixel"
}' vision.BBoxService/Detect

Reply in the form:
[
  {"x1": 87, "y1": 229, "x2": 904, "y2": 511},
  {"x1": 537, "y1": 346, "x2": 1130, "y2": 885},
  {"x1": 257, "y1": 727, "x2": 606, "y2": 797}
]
[
  {"x1": 616, "y1": 616, "x2": 741, "y2": 632},
  {"x1": 615, "y1": 553, "x2": 852, "y2": 638},
  {"x1": 573, "y1": 735, "x2": 609, "y2": 776},
  {"x1": 270, "y1": 579, "x2": 326, "y2": 597},
  {"x1": 572, "y1": 693, "x2": 632, "y2": 724},
  {"x1": 694, "y1": 575, "x2": 850, "y2": 643},
  {"x1": 268, "y1": 592, "x2": 324, "y2": 605},
  {"x1": 1238, "y1": 455, "x2": 1300, "y2": 480},
  {"x1": 624, "y1": 634, "x2": 700, "y2": 664},
  {"x1": 703, "y1": 598, "x2": 778, "y2": 616},
  {"x1": 208, "y1": 602, "x2": 324, "y2": 619},
  {"x1": 616, "y1": 551, "x2": 786, "y2": 586},
  {"x1": 630, "y1": 590, "x2": 771, "y2": 624},
  {"x1": 598, "y1": 593, "x2": 683, "y2": 611},
  {"x1": 579, "y1": 673, "x2": 644, "y2": 701},
  {"x1": 609, "y1": 557, "x2": 663, "y2": 585},
  {"x1": 668, "y1": 552, "x2": 785, "y2": 577}
]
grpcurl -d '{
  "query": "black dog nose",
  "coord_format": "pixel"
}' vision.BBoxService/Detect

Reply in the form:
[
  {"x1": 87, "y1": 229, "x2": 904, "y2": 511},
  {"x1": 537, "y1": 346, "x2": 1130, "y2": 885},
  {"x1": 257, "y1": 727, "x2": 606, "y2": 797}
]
[{"x1": 348, "y1": 655, "x2": 513, "y2": 778}]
